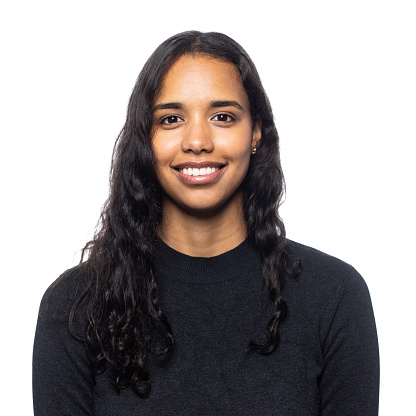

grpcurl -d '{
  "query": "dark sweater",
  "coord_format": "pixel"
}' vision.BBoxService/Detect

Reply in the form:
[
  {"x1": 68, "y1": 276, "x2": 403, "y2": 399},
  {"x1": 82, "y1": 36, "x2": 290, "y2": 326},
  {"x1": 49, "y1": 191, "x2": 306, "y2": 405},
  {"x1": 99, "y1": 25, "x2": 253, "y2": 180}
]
[{"x1": 33, "y1": 239, "x2": 379, "y2": 415}]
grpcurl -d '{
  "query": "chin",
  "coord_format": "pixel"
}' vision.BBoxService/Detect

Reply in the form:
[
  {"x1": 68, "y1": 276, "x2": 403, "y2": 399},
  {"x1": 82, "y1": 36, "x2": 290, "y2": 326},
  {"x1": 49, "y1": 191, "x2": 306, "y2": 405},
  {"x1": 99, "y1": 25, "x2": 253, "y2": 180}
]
[{"x1": 182, "y1": 202, "x2": 226, "y2": 217}]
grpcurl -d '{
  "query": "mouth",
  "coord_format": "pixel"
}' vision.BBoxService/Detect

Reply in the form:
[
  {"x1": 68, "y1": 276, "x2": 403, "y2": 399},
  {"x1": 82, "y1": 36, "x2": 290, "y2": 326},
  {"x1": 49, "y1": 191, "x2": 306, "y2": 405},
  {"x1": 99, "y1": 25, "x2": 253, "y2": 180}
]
[
  {"x1": 172, "y1": 162, "x2": 226, "y2": 183},
  {"x1": 177, "y1": 166, "x2": 223, "y2": 177}
]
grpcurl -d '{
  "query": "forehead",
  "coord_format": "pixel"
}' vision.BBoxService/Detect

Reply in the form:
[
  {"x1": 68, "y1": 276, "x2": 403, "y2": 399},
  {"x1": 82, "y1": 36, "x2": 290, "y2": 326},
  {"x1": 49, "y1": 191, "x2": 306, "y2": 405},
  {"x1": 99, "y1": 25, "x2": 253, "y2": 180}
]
[{"x1": 155, "y1": 55, "x2": 248, "y2": 106}]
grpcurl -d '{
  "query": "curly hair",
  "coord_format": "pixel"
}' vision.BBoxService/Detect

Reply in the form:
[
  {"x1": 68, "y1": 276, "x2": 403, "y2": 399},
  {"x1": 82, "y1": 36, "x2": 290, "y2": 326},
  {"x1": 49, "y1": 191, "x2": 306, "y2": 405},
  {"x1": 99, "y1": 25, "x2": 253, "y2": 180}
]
[{"x1": 69, "y1": 31, "x2": 300, "y2": 398}]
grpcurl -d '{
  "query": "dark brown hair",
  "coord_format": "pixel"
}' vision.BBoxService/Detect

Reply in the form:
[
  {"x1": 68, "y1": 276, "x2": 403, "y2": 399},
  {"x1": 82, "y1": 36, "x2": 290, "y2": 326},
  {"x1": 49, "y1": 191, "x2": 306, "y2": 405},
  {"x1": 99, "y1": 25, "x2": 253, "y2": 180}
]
[{"x1": 70, "y1": 30, "x2": 299, "y2": 398}]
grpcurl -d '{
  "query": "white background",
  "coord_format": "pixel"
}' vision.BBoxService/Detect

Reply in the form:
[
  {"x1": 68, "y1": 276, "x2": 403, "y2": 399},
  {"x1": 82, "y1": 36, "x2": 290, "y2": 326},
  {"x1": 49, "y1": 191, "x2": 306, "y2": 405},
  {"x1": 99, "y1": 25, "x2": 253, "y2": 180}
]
[{"x1": 1, "y1": 0, "x2": 415, "y2": 414}]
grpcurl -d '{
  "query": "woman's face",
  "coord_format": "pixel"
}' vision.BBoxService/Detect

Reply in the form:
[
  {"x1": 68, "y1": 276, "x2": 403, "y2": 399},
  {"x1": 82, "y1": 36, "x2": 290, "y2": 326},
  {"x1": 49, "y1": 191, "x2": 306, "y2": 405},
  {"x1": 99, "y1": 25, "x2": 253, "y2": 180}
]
[{"x1": 152, "y1": 54, "x2": 261, "y2": 216}]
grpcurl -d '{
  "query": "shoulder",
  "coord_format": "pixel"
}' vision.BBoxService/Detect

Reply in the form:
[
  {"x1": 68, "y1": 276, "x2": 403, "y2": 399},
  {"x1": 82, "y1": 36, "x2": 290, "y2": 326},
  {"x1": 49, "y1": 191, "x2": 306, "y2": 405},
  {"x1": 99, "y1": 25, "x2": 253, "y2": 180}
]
[
  {"x1": 283, "y1": 241, "x2": 377, "y2": 351},
  {"x1": 286, "y1": 240, "x2": 354, "y2": 277},
  {"x1": 286, "y1": 240, "x2": 365, "y2": 288},
  {"x1": 284, "y1": 240, "x2": 371, "y2": 312},
  {"x1": 38, "y1": 264, "x2": 88, "y2": 324}
]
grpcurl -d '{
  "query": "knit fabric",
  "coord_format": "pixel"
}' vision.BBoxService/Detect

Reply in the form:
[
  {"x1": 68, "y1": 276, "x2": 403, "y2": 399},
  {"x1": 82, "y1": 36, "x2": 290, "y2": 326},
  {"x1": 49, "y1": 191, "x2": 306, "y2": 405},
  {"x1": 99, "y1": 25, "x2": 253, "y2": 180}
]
[{"x1": 33, "y1": 239, "x2": 379, "y2": 415}]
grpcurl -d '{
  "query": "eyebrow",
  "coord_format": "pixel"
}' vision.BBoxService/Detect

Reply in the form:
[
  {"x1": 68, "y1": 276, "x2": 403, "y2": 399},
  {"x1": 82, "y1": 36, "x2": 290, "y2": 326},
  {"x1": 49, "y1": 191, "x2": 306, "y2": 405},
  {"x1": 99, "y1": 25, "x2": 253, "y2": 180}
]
[
  {"x1": 152, "y1": 102, "x2": 182, "y2": 113},
  {"x1": 210, "y1": 100, "x2": 244, "y2": 111},
  {"x1": 152, "y1": 100, "x2": 244, "y2": 113}
]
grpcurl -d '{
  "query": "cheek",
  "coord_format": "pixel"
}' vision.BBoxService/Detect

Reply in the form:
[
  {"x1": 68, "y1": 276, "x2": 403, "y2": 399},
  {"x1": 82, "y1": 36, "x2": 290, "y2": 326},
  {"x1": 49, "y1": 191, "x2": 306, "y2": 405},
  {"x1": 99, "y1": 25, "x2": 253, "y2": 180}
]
[
  {"x1": 217, "y1": 129, "x2": 253, "y2": 162},
  {"x1": 152, "y1": 145, "x2": 171, "y2": 190},
  {"x1": 152, "y1": 136, "x2": 176, "y2": 168}
]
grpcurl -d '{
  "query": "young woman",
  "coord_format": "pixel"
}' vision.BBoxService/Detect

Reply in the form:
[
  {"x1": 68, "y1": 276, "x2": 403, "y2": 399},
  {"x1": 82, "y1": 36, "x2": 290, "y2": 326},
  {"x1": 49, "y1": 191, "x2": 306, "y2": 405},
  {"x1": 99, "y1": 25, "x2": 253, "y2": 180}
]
[{"x1": 33, "y1": 31, "x2": 379, "y2": 415}]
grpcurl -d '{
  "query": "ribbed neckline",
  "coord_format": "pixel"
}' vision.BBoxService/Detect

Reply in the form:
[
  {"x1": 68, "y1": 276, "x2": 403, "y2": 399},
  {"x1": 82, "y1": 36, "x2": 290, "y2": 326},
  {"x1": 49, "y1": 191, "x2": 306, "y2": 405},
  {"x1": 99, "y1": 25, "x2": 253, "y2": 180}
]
[{"x1": 153, "y1": 236, "x2": 261, "y2": 284}]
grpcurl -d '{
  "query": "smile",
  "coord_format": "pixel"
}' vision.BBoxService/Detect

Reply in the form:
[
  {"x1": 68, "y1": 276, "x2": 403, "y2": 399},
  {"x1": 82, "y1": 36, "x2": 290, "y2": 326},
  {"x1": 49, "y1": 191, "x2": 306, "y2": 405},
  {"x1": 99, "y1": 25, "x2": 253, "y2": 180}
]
[
  {"x1": 178, "y1": 167, "x2": 221, "y2": 176},
  {"x1": 173, "y1": 164, "x2": 225, "y2": 184}
]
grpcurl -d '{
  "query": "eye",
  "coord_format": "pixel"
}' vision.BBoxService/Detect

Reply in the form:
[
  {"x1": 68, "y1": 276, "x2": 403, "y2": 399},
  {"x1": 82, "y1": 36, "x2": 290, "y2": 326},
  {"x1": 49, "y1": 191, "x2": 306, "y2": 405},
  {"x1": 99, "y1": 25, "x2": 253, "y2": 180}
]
[
  {"x1": 161, "y1": 115, "x2": 184, "y2": 124},
  {"x1": 212, "y1": 114, "x2": 234, "y2": 122}
]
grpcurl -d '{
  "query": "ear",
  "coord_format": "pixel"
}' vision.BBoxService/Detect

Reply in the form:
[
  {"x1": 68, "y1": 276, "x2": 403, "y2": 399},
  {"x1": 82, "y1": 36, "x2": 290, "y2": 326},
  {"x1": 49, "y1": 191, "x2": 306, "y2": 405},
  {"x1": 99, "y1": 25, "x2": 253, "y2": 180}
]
[{"x1": 251, "y1": 118, "x2": 262, "y2": 152}]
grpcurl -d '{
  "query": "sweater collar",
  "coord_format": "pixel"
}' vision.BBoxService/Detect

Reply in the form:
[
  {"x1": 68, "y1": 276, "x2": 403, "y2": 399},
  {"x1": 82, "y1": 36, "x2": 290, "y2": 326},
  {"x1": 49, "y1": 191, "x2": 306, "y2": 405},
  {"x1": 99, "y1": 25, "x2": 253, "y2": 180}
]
[{"x1": 153, "y1": 236, "x2": 261, "y2": 284}]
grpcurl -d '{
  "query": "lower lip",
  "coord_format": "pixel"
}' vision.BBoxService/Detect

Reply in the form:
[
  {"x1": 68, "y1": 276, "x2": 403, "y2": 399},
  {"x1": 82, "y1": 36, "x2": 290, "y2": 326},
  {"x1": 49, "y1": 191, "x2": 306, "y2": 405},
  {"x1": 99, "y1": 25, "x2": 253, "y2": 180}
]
[{"x1": 174, "y1": 167, "x2": 225, "y2": 185}]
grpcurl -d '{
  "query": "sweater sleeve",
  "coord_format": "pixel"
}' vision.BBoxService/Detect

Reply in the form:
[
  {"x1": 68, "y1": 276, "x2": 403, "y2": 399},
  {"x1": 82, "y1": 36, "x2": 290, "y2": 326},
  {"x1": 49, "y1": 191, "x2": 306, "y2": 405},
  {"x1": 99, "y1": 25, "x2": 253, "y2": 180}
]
[
  {"x1": 33, "y1": 282, "x2": 94, "y2": 415},
  {"x1": 318, "y1": 267, "x2": 379, "y2": 415}
]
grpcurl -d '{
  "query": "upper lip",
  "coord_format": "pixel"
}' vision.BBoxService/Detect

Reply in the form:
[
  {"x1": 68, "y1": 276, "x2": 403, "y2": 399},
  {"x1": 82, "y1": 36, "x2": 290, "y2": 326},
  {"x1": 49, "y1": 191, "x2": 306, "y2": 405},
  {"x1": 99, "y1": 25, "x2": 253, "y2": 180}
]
[{"x1": 172, "y1": 161, "x2": 225, "y2": 169}]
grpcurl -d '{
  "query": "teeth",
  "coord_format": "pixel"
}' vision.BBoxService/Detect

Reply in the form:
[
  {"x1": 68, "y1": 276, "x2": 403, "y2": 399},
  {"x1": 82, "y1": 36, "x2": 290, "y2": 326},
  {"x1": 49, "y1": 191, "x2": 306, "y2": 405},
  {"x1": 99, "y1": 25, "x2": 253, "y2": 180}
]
[{"x1": 179, "y1": 167, "x2": 220, "y2": 176}]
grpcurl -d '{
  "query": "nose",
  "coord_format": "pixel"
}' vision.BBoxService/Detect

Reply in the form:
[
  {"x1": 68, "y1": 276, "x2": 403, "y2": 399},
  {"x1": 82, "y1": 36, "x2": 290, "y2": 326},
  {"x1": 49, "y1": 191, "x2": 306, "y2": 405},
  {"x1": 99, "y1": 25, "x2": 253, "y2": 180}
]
[{"x1": 181, "y1": 117, "x2": 214, "y2": 154}]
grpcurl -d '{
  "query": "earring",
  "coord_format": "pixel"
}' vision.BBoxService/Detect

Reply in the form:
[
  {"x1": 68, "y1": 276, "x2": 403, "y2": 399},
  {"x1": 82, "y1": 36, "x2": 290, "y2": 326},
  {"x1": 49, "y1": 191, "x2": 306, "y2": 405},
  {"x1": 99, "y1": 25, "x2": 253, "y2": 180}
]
[{"x1": 251, "y1": 148, "x2": 257, "y2": 155}]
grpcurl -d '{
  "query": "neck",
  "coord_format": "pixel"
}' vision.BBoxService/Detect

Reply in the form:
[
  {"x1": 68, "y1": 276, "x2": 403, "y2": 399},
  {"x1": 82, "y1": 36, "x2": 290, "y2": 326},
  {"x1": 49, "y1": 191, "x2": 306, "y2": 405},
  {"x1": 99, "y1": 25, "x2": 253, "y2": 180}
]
[{"x1": 157, "y1": 195, "x2": 247, "y2": 257}]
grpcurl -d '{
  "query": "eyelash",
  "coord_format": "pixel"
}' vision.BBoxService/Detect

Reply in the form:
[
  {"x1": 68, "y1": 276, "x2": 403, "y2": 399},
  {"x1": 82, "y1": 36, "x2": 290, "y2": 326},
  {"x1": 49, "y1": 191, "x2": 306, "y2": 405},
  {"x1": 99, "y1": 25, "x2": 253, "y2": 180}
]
[
  {"x1": 161, "y1": 115, "x2": 183, "y2": 125},
  {"x1": 212, "y1": 113, "x2": 235, "y2": 122},
  {"x1": 160, "y1": 113, "x2": 235, "y2": 125}
]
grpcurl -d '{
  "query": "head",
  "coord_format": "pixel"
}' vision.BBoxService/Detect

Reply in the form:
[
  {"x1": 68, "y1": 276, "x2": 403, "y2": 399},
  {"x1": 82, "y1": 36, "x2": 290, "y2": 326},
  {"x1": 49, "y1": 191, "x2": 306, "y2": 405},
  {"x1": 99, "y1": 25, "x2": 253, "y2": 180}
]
[{"x1": 112, "y1": 31, "x2": 284, "y2": 241}]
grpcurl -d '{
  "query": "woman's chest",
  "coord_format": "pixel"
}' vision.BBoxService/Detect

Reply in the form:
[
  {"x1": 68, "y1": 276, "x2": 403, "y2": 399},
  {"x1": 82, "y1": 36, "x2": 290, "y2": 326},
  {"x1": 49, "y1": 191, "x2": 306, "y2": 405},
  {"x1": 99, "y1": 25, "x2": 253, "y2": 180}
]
[{"x1": 92, "y1": 289, "x2": 322, "y2": 416}]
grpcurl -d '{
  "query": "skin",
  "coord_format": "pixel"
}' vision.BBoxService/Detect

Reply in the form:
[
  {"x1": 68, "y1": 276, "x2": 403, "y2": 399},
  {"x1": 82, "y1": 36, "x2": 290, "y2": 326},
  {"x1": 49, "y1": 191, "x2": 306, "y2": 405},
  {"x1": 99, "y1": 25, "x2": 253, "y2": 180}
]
[{"x1": 152, "y1": 55, "x2": 261, "y2": 257}]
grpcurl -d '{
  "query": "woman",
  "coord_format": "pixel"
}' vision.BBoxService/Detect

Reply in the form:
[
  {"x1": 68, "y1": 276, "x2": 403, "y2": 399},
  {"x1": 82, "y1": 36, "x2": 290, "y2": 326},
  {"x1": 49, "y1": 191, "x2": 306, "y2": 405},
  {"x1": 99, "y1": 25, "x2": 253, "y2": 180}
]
[{"x1": 33, "y1": 31, "x2": 379, "y2": 415}]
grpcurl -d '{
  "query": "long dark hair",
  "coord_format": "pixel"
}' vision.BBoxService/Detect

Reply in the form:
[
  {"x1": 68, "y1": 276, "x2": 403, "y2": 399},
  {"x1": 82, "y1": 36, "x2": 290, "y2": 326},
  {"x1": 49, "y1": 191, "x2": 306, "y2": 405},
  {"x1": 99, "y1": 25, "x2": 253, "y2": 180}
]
[{"x1": 70, "y1": 31, "x2": 299, "y2": 398}]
